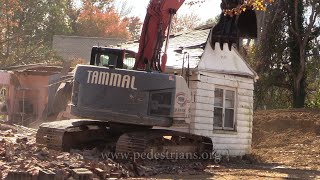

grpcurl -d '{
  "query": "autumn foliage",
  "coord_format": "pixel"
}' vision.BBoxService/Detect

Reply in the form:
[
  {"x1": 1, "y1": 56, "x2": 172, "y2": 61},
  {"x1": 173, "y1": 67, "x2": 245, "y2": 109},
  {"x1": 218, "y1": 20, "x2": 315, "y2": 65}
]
[
  {"x1": 223, "y1": 0, "x2": 273, "y2": 16},
  {"x1": 0, "y1": 0, "x2": 21, "y2": 29},
  {"x1": 0, "y1": 0, "x2": 140, "y2": 68},
  {"x1": 76, "y1": 1, "x2": 130, "y2": 39},
  {"x1": 187, "y1": 0, "x2": 272, "y2": 15}
]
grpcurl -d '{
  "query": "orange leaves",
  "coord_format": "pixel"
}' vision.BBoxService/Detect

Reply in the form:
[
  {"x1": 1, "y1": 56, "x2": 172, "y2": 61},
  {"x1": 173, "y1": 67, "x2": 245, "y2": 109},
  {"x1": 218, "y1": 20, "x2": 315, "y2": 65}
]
[
  {"x1": 223, "y1": 0, "x2": 272, "y2": 16},
  {"x1": 76, "y1": 0, "x2": 130, "y2": 39},
  {"x1": 0, "y1": 0, "x2": 22, "y2": 28},
  {"x1": 186, "y1": 0, "x2": 274, "y2": 16}
]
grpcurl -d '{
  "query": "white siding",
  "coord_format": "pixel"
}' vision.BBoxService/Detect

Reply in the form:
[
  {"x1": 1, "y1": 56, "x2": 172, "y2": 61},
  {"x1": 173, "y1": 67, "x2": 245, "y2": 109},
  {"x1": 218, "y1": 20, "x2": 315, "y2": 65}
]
[{"x1": 189, "y1": 71, "x2": 254, "y2": 156}]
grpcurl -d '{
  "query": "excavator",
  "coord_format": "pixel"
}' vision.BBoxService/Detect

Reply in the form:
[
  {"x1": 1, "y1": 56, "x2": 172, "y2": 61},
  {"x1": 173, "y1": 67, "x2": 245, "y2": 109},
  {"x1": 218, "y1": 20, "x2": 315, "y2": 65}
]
[{"x1": 36, "y1": 0, "x2": 257, "y2": 157}]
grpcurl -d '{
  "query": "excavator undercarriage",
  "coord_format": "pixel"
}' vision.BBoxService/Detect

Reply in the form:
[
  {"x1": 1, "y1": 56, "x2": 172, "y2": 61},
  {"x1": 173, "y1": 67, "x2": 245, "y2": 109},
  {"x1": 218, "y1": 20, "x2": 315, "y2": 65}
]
[{"x1": 36, "y1": 119, "x2": 213, "y2": 159}]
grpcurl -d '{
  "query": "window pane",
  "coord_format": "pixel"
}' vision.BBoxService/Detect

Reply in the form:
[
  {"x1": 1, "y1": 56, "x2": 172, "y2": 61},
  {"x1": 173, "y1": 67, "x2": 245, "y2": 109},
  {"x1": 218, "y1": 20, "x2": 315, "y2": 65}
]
[
  {"x1": 123, "y1": 58, "x2": 135, "y2": 69},
  {"x1": 123, "y1": 53, "x2": 135, "y2": 69},
  {"x1": 214, "y1": 107, "x2": 223, "y2": 127},
  {"x1": 100, "y1": 55, "x2": 109, "y2": 66},
  {"x1": 225, "y1": 90, "x2": 235, "y2": 108},
  {"x1": 214, "y1": 88, "x2": 223, "y2": 107},
  {"x1": 224, "y1": 109, "x2": 234, "y2": 128}
]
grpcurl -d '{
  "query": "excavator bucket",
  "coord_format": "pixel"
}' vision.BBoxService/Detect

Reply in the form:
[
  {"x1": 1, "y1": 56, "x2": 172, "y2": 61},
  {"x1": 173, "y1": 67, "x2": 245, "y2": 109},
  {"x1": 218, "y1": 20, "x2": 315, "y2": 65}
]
[{"x1": 211, "y1": 7, "x2": 257, "y2": 50}]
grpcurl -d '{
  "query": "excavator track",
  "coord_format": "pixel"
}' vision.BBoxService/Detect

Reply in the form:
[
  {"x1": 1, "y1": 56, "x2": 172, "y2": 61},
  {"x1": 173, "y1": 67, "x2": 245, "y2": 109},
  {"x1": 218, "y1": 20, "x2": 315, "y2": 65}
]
[
  {"x1": 116, "y1": 129, "x2": 213, "y2": 160},
  {"x1": 36, "y1": 119, "x2": 113, "y2": 151},
  {"x1": 36, "y1": 119, "x2": 152, "y2": 151},
  {"x1": 37, "y1": 120, "x2": 213, "y2": 160}
]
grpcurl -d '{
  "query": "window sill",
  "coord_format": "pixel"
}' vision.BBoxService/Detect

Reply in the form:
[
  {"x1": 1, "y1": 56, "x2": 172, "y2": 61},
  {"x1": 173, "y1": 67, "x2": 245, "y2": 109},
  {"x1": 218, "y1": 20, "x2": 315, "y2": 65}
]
[{"x1": 212, "y1": 129, "x2": 237, "y2": 135}]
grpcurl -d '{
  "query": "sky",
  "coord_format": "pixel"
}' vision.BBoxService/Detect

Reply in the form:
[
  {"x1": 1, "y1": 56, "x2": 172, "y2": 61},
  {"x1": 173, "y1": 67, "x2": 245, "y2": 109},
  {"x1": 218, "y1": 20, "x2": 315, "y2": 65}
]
[
  {"x1": 119, "y1": 0, "x2": 221, "y2": 23},
  {"x1": 75, "y1": 0, "x2": 222, "y2": 23}
]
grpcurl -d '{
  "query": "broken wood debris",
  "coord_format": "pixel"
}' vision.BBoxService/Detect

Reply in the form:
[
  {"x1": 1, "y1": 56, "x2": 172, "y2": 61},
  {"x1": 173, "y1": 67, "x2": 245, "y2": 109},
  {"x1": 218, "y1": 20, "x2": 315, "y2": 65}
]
[{"x1": 0, "y1": 122, "x2": 211, "y2": 179}]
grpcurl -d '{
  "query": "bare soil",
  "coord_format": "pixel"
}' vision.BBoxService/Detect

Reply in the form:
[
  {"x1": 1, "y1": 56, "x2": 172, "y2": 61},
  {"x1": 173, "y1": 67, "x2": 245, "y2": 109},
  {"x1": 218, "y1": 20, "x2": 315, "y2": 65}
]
[{"x1": 141, "y1": 109, "x2": 320, "y2": 179}]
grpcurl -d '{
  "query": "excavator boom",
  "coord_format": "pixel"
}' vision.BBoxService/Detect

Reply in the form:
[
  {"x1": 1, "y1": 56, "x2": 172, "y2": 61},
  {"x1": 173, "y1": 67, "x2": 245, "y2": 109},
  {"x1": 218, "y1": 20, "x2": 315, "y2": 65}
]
[{"x1": 134, "y1": 0, "x2": 185, "y2": 72}]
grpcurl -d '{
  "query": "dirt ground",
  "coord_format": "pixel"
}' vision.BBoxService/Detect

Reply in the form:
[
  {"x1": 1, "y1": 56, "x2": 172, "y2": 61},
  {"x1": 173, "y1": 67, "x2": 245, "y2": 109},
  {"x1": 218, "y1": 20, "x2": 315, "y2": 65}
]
[
  {"x1": 141, "y1": 109, "x2": 320, "y2": 179},
  {"x1": 1, "y1": 109, "x2": 319, "y2": 179}
]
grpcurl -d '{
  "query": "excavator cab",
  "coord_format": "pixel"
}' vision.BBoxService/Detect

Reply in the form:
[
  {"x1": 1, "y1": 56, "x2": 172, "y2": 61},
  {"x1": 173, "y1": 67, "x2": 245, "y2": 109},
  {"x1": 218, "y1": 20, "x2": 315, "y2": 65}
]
[{"x1": 90, "y1": 47, "x2": 136, "y2": 70}]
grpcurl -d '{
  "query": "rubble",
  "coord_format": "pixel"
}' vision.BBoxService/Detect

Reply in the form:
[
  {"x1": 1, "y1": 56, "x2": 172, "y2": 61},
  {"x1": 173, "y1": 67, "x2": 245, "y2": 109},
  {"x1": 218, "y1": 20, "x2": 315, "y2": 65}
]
[
  {"x1": 0, "y1": 123, "x2": 133, "y2": 180},
  {"x1": 0, "y1": 123, "x2": 213, "y2": 179}
]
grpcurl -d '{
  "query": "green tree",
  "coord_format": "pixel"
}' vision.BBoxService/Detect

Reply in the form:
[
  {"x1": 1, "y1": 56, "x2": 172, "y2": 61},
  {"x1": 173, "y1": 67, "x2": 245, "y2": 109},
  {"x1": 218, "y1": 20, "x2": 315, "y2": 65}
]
[
  {"x1": 0, "y1": 0, "x2": 62, "y2": 68},
  {"x1": 45, "y1": 0, "x2": 73, "y2": 45},
  {"x1": 251, "y1": 0, "x2": 320, "y2": 108}
]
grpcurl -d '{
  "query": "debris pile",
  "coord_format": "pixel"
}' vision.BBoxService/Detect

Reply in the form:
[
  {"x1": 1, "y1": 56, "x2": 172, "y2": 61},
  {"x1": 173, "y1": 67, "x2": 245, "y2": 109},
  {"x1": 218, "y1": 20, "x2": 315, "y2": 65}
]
[
  {"x1": 0, "y1": 123, "x2": 210, "y2": 179},
  {"x1": 130, "y1": 161, "x2": 208, "y2": 177},
  {"x1": 0, "y1": 123, "x2": 131, "y2": 179}
]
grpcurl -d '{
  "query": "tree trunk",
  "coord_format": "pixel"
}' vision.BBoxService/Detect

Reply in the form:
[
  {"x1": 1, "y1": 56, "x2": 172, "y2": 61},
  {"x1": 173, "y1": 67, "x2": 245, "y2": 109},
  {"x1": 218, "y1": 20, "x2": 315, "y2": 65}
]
[
  {"x1": 292, "y1": 76, "x2": 306, "y2": 108},
  {"x1": 288, "y1": 0, "x2": 306, "y2": 108}
]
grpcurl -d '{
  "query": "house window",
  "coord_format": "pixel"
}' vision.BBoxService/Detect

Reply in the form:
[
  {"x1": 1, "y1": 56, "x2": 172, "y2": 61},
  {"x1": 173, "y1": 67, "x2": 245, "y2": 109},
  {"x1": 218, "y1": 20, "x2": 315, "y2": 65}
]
[{"x1": 214, "y1": 88, "x2": 236, "y2": 130}]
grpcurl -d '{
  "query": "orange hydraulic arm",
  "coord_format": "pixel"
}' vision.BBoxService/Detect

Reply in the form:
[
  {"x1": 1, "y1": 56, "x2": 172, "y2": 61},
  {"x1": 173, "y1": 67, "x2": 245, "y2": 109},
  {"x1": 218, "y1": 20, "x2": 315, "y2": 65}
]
[
  {"x1": 134, "y1": 0, "x2": 185, "y2": 72},
  {"x1": 134, "y1": 0, "x2": 258, "y2": 72}
]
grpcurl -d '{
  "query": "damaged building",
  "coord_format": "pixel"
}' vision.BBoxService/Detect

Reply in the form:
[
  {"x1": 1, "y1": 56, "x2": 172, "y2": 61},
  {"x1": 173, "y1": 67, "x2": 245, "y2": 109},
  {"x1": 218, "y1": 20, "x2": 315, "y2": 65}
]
[{"x1": 0, "y1": 64, "x2": 71, "y2": 126}]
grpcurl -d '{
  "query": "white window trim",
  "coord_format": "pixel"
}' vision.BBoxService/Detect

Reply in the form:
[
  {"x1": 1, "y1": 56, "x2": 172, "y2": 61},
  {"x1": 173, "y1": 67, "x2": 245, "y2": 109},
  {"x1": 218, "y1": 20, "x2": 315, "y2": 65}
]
[{"x1": 213, "y1": 86, "x2": 237, "y2": 131}]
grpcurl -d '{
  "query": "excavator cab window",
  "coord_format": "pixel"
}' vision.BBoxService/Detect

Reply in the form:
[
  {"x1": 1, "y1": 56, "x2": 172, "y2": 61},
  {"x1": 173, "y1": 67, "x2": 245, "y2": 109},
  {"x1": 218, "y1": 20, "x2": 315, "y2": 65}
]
[
  {"x1": 123, "y1": 52, "x2": 135, "y2": 70},
  {"x1": 90, "y1": 47, "x2": 137, "y2": 69},
  {"x1": 99, "y1": 54, "x2": 118, "y2": 67},
  {"x1": 100, "y1": 55, "x2": 109, "y2": 66}
]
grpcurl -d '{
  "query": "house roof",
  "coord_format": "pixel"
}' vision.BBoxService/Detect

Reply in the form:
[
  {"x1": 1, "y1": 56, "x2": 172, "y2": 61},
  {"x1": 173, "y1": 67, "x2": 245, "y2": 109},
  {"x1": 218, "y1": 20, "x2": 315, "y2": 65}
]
[
  {"x1": 122, "y1": 25, "x2": 257, "y2": 79},
  {"x1": 2, "y1": 63, "x2": 72, "y2": 76},
  {"x1": 53, "y1": 35, "x2": 126, "y2": 62}
]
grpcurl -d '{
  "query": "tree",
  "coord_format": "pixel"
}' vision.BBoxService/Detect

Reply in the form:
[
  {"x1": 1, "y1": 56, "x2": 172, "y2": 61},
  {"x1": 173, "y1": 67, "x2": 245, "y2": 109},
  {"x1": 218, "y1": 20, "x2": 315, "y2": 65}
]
[
  {"x1": 76, "y1": 0, "x2": 130, "y2": 39},
  {"x1": 286, "y1": 0, "x2": 320, "y2": 107},
  {"x1": 116, "y1": 0, "x2": 133, "y2": 18},
  {"x1": 251, "y1": 0, "x2": 320, "y2": 108},
  {"x1": 65, "y1": 0, "x2": 81, "y2": 35},
  {"x1": 0, "y1": 0, "x2": 21, "y2": 58},
  {"x1": 171, "y1": 12, "x2": 201, "y2": 33},
  {"x1": 0, "y1": 0, "x2": 63, "y2": 68},
  {"x1": 188, "y1": 0, "x2": 273, "y2": 15},
  {"x1": 126, "y1": 16, "x2": 142, "y2": 40},
  {"x1": 46, "y1": 0, "x2": 73, "y2": 45}
]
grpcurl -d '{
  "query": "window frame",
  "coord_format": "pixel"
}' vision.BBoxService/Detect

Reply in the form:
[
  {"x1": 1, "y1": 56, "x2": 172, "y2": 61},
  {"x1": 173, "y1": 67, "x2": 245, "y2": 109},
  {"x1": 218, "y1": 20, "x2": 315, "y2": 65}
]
[{"x1": 213, "y1": 86, "x2": 237, "y2": 131}]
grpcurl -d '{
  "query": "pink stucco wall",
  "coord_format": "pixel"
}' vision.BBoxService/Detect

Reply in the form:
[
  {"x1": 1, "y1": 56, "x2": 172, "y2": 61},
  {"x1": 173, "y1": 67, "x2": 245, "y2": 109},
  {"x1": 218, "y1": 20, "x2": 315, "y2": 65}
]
[
  {"x1": 0, "y1": 70, "x2": 58, "y2": 124},
  {"x1": 0, "y1": 71, "x2": 11, "y2": 84},
  {"x1": 16, "y1": 74, "x2": 50, "y2": 121}
]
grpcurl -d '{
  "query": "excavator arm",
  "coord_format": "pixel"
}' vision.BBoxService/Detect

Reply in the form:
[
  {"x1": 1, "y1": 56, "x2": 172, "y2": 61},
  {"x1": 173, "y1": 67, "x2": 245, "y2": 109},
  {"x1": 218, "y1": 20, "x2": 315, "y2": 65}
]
[
  {"x1": 134, "y1": 0, "x2": 185, "y2": 72},
  {"x1": 134, "y1": 0, "x2": 257, "y2": 72}
]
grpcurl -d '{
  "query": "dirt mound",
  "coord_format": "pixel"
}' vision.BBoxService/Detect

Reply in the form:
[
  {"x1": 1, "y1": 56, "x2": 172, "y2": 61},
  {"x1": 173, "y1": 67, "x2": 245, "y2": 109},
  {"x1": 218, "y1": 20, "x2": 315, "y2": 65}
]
[{"x1": 252, "y1": 109, "x2": 320, "y2": 170}]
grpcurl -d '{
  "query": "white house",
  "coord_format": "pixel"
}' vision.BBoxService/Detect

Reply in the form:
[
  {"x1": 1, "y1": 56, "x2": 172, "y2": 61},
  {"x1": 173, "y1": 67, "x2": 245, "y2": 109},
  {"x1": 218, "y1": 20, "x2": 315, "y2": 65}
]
[{"x1": 123, "y1": 25, "x2": 258, "y2": 156}]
